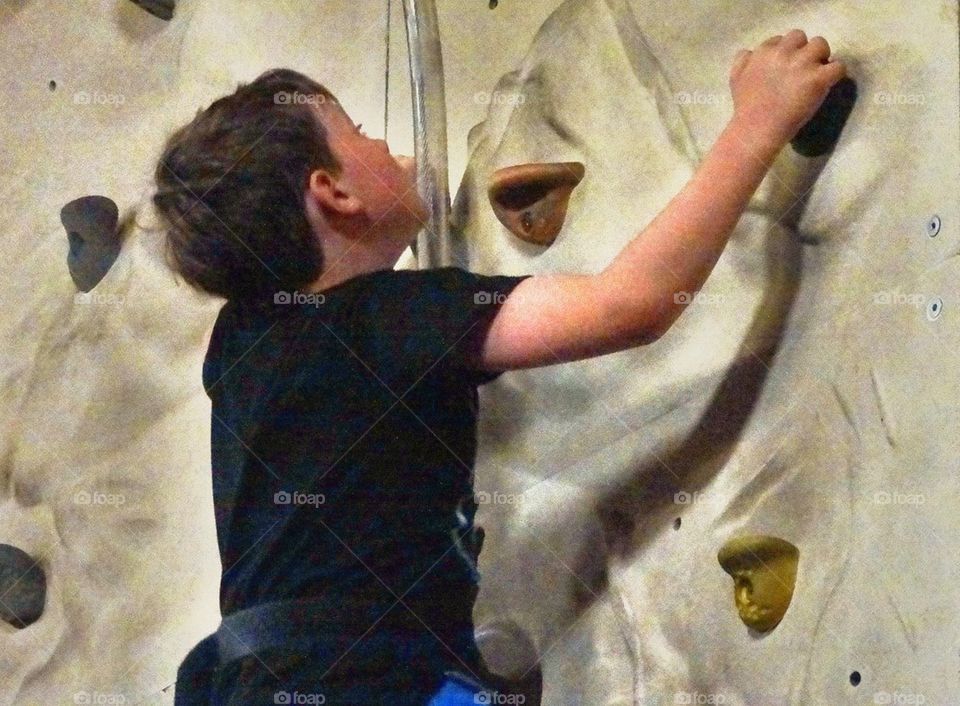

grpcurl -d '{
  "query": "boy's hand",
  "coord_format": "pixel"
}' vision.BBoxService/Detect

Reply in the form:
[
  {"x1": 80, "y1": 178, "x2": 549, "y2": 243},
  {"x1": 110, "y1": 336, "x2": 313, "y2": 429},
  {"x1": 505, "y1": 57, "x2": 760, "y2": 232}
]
[{"x1": 730, "y1": 30, "x2": 847, "y2": 151}]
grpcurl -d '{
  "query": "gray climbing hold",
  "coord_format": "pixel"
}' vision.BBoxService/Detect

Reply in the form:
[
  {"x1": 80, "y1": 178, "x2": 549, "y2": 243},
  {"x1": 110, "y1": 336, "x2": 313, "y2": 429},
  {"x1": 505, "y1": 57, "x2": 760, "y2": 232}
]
[
  {"x1": 474, "y1": 617, "x2": 542, "y2": 705},
  {"x1": 61, "y1": 195, "x2": 121, "y2": 292},
  {"x1": 127, "y1": 0, "x2": 175, "y2": 21},
  {"x1": 0, "y1": 543, "x2": 46, "y2": 629}
]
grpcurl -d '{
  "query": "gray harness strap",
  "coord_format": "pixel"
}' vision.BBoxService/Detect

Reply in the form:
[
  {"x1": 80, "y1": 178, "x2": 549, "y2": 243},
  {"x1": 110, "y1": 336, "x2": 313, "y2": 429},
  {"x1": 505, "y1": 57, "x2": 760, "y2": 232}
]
[{"x1": 173, "y1": 595, "x2": 412, "y2": 704}]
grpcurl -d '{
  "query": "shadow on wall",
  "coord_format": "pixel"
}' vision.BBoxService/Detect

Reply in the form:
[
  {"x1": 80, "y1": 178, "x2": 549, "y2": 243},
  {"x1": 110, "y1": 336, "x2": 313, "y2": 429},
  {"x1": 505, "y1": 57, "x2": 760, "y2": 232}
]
[{"x1": 0, "y1": 1, "x2": 32, "y2": 25}]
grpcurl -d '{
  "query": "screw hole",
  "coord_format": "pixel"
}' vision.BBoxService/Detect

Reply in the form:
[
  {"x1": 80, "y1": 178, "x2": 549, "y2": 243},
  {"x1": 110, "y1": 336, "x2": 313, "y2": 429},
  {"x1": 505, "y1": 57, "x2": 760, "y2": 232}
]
[
  {"x1": 48, "y1": 80, "x2": 57, "y2": 91},
  {"x1": 849, "y1": 671, "x2": 861, "y2": 687},
  {"x1": 927, "y1": 215, "x2": 941, "y2": 238},
  {"x1": 673, "y1": 517, "x2": 681, "y2": 530}
]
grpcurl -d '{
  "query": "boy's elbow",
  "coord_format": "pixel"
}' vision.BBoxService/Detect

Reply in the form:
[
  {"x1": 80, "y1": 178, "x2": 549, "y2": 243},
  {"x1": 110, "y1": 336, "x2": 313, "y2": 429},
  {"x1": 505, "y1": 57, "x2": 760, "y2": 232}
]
[{"x1": 613, "y1": 302, "x2": 675, "y2": 348}]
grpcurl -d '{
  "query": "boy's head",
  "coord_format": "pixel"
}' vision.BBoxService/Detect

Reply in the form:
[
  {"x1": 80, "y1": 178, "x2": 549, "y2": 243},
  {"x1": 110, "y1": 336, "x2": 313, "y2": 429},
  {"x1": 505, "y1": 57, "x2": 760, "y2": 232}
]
[{"x1": 152, "y1": 68, "x2": 426, "y2": 302}]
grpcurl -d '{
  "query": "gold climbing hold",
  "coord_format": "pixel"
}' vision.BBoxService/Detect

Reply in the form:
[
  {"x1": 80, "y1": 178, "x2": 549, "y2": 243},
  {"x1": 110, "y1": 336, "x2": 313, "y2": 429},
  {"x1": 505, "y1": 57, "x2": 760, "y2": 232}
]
[{"x1": 718, "y1": 534, "x2": 799, "y2": 632}]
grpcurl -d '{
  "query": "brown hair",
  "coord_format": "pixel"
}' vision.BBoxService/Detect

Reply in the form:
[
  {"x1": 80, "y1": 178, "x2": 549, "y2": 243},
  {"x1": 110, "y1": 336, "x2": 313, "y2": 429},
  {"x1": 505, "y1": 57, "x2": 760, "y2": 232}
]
[{"x1": 152, "y1": 68, "x2": 341, "y2": 302}]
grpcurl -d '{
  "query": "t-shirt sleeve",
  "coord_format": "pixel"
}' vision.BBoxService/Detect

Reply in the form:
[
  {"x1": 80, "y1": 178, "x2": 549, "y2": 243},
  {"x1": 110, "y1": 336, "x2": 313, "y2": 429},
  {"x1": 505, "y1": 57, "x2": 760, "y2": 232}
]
[{"x1": 368, "y1": 266, "x2": 532, "y2": 387}]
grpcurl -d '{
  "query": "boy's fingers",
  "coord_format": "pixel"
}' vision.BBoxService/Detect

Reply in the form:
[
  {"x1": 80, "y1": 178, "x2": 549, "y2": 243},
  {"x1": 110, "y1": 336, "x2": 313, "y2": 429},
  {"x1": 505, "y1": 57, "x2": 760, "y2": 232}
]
[
  {"x1": 760, "y1": 34, "x2": 783, "y2": 48},
  {"x1": 781, "y1": 29, "x2": 808, "y2": 49},
  {"x1": 820, "y1": 58, "x2": 847, "y2": 84},
  {"x1": 801, "y1": 36, "x2": 832, "y2": 63}
]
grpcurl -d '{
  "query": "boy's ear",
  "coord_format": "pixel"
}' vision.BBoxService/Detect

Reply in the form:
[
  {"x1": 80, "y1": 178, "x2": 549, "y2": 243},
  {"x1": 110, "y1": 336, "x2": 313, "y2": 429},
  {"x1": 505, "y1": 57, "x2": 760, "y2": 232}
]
[{"x1": 307, "y1": 168, "x2": 363, "y2": 216}]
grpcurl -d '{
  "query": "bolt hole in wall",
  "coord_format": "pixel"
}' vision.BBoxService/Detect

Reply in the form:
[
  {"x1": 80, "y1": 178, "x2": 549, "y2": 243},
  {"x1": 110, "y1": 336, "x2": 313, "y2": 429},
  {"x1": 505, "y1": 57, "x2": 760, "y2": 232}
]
[{"x1": 926, "y1": 216, "x2": 943, "y2": 322}]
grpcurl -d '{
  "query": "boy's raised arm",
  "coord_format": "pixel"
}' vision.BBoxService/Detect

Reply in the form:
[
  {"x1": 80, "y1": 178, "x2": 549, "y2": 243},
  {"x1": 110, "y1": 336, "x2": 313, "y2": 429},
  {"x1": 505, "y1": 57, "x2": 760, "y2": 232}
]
[{"x1": 471, "y1": 30, "x2": 846, "y2": 374}]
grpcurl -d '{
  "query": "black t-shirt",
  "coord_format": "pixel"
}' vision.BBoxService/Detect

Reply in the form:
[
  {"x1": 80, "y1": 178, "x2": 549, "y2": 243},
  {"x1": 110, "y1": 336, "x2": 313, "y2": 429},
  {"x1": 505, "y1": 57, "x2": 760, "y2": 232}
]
[{"x1": 201, "y1": 266, "x2": 531, "y2": 689}]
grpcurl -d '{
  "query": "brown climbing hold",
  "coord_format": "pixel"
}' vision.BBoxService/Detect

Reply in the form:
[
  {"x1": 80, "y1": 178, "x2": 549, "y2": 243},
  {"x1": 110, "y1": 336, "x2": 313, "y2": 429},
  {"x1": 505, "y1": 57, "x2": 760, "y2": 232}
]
[{"x1": 488, "y1": 161, "x2": 585, "y2": 246}]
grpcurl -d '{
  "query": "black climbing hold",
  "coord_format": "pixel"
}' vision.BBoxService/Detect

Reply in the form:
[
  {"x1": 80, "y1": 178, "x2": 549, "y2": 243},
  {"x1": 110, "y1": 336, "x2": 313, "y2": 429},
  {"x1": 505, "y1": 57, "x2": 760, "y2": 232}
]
[
  {"x1": 791, "y1": 76, "x2": 857, "y2": 157},
  {"x1": 61, "y1": 195, "x2": 121, "y2": 292},
  {"x1": 0, "y1": 544, "x2": 46, "y2": 629},
  {"x1": 127, "y1": 0, "x2": 175, "y2": 21}
]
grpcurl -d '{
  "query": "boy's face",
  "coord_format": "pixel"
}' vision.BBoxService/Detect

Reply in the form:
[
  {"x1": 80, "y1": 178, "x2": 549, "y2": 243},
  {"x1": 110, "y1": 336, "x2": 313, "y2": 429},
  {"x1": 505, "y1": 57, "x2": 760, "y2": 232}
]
[{"x1": 314, "y1": 102, "x2": 428, "y2": 242}]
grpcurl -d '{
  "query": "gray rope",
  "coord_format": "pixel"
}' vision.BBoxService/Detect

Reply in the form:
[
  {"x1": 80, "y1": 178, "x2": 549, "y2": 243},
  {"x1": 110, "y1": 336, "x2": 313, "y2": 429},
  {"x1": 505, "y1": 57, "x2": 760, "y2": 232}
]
[{"x1": 384, "y1": 0, "x2": 391, "y2": 139}]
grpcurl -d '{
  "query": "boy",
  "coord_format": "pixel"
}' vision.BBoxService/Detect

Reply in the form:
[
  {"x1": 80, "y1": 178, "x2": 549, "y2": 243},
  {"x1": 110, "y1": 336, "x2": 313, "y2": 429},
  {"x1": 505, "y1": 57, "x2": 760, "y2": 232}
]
[{"x1": 156, "y1": 30, "x2": 844, "y2": 705}]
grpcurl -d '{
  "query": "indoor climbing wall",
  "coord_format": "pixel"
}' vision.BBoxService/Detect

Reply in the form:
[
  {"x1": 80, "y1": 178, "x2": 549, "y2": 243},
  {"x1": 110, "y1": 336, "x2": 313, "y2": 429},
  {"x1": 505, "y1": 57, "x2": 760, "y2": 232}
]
[
  {"x1": 0, "y1": 1, "x2": 556, "y2": 703},
  {"x1": 443, "y1": 1, "x2": 960, "y2": 704},
  {"x1": 2, "y1": 0, "x2": 958, "y2": 705}
]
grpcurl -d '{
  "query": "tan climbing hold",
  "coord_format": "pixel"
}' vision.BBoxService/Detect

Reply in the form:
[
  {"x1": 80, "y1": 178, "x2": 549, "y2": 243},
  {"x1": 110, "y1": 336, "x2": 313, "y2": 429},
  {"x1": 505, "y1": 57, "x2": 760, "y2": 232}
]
[{"x1": 487, "y1": 162, "x2": 585, "y2": 246}]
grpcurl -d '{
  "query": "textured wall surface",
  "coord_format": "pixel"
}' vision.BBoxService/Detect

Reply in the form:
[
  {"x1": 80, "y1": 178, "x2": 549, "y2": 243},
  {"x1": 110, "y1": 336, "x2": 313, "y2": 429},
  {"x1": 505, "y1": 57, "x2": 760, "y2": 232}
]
[
  {"x1": 446, "y1": 1, "x2": 960, "y2": 704},
  {"x1": 1, "y1": 0, "x2": 958, "y2": 705}
]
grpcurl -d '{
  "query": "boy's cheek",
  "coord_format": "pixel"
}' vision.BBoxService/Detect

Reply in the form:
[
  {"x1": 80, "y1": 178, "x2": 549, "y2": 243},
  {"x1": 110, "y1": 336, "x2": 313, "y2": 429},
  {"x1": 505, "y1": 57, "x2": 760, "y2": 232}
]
[{"x1": 396, "y1": 154, "x2": 416, "y2": 179}]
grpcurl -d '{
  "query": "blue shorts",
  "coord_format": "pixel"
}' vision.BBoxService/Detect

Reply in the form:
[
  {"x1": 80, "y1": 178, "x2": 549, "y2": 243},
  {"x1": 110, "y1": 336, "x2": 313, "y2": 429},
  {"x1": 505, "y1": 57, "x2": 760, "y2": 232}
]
[{"x1": 427, "y1": 670, "x2": 494, "y2": 705}]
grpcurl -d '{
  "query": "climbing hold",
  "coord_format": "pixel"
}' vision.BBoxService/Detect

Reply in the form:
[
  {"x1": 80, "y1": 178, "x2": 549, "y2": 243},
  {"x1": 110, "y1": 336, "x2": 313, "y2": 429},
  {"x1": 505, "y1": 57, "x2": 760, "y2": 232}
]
[
  {"x1": 718, "y1": 534, "x2": 798, "y2": 632},
  {"x1": 0, "y1": 544, "x2": 46, "y2": 629},
  {"x1": 791, "y1": 76, "x2": 857, "y2": 157},
  {"x1": 926, "y1": 297, "x2": 943, "y2": 321},
  {"x1": 488, "y1": 162, "x2": 585, "y2": 246},
  {"x1": 474, "y1": 617, "x2": 542, "y2": 705},
  {"x1": 61, "y1": 195, "x2": 121, "y2": 292},
  {"x1": 927, "y1": 214, "x2": 941, "y2": 238},
  {"x1": 126, "y1": 0, "x2": 175, "y2": 21}
]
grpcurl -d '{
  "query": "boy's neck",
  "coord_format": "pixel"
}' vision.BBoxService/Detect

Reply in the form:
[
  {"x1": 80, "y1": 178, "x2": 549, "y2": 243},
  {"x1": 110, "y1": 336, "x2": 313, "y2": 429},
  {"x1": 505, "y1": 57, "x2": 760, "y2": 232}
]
[{"x1": 304, "y1": 228, "x2": 411, "y2": 293}]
